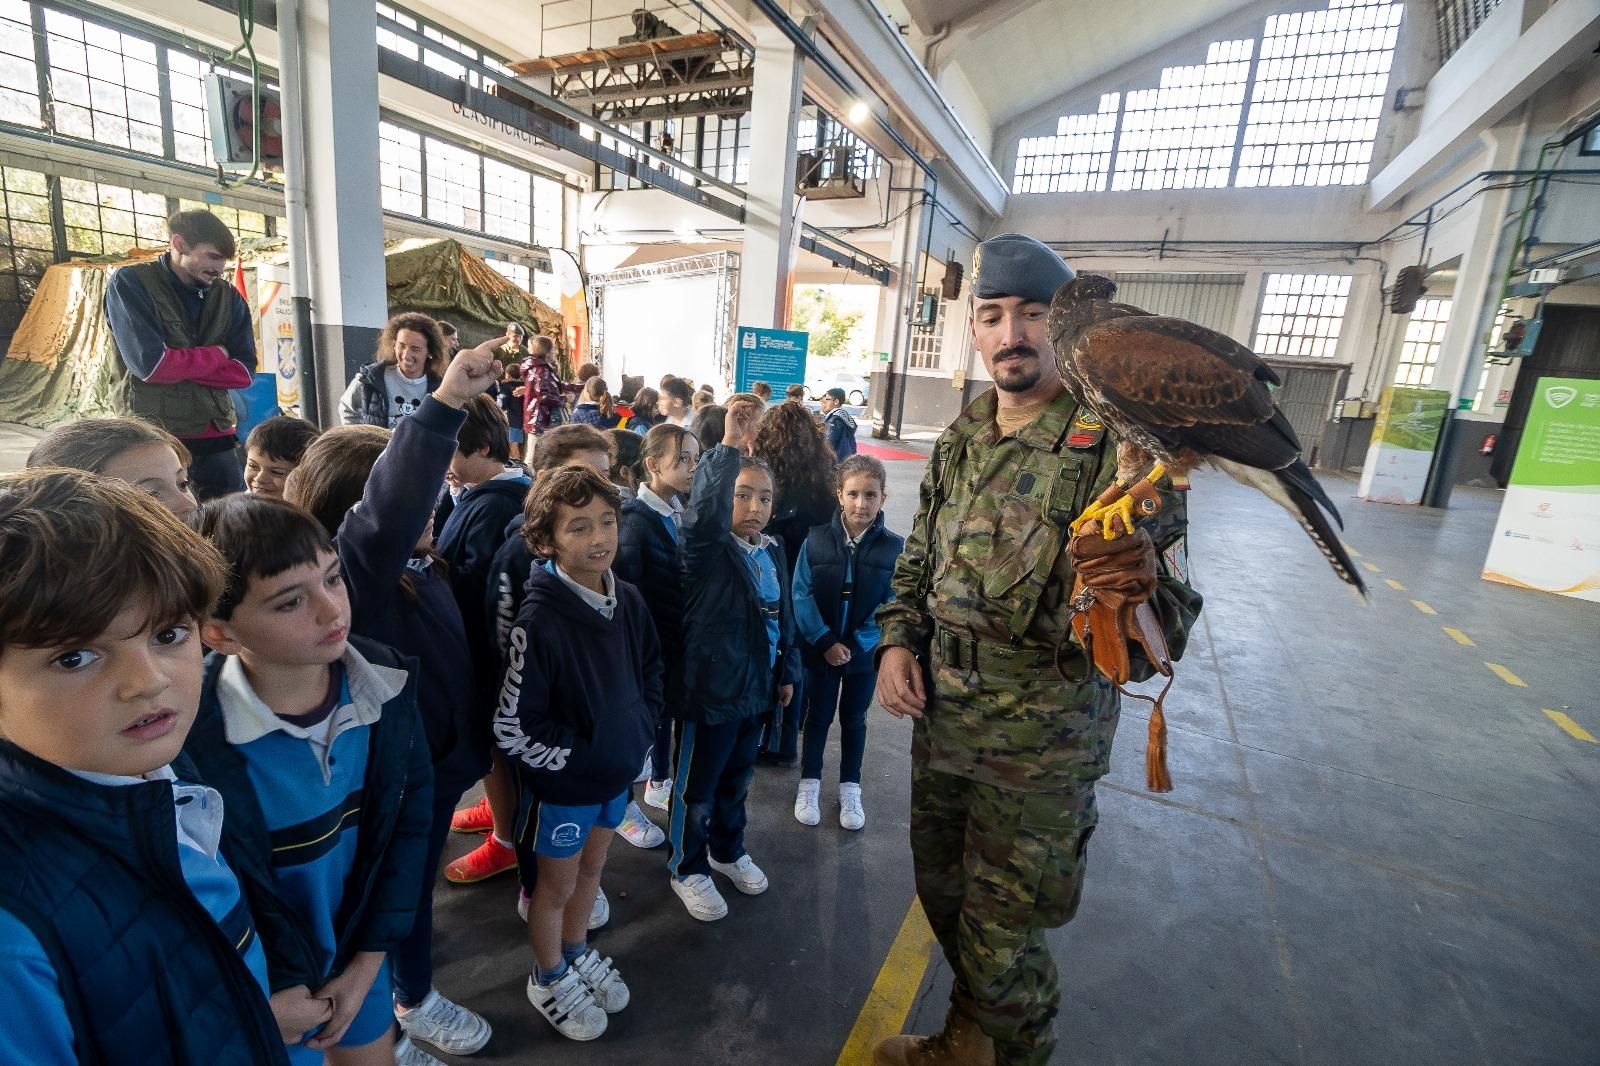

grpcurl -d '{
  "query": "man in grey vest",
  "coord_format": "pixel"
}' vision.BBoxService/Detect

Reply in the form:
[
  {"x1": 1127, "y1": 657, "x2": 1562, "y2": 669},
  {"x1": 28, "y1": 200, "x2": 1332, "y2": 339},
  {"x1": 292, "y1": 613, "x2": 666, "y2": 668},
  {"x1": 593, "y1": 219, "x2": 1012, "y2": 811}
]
[{"x1": 103, "y1": 209, "x2": 257, "y2": 499}]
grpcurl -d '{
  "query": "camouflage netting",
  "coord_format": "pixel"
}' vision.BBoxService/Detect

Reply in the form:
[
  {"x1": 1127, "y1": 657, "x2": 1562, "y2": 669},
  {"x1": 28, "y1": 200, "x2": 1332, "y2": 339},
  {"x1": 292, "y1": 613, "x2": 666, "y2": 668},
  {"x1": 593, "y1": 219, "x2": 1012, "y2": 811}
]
[{"x1": 0, "y1": 236, "x2": 565, "y2": 428}]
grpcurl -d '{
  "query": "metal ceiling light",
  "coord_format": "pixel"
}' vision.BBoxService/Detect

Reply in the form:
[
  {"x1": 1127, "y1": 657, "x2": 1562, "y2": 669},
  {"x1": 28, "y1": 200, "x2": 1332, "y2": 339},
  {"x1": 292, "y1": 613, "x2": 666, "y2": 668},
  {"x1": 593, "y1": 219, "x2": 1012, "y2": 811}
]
[{"x1": 847, "y1": 100, "x2": 871, "y2": 124}]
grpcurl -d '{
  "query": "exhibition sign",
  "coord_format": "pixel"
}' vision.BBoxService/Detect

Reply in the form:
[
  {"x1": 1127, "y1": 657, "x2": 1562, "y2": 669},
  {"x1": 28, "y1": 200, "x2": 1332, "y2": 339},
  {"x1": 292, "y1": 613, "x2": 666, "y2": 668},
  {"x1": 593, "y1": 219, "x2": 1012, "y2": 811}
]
[
  {"x1": 735, "y1": 325, "x2": 808, "y2": 395},
  {"x1": 1358, "y1": 385, "x2": 1452, "y2": 505},
  {"x1": 1482, "y1": 376, "x2": 1600, "y2": 602}
]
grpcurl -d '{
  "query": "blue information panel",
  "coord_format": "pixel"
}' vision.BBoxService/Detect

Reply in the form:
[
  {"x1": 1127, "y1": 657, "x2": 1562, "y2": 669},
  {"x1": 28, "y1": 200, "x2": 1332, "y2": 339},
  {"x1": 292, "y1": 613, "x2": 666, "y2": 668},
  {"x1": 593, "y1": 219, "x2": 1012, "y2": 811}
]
[{"x1": 734, "y1": 325, "x2": 809, "y2": 395}]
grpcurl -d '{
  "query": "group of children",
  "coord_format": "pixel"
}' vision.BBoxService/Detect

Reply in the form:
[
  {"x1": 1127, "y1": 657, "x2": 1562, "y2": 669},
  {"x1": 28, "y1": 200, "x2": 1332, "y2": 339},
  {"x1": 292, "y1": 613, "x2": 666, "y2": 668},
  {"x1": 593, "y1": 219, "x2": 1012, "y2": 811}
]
[{"x1": 0, "y1": 323, "x2": 902, "y2": 1061}]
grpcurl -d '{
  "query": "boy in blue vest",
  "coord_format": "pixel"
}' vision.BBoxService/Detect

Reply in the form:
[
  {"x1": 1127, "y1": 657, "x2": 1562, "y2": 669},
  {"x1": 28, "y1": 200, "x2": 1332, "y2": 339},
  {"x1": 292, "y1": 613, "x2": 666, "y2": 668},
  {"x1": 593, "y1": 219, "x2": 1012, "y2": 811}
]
[
  {"x1": 0, "y1": 470, "x2": 296, "y2": 1065},
  {"x1": 791, "y1": 454, "x2": 903, "y2": 830},
  {"x1": 185, "y1": 494, "x2": 437, "y2": 1066},
  {"x1": 668, "y1": 398, "x2": 801, "y2": 922}
]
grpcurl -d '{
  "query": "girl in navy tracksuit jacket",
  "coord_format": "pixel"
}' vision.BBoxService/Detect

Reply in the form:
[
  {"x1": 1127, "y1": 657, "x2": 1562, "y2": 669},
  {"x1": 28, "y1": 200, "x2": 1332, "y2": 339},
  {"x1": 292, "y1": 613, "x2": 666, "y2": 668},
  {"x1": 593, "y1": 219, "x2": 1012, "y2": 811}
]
[
  {"x1": 283, "y1": 360, "x2": 500, "y2": 1052},
  {"x1": 667, "y1": 420, "x2": 800, "y2": 921},
  {"x1": 614, "y1": 423, "x2": 700, "y2": 800},
  {"x1": 791, "y1": 455, "x2": 903, "y2": 831}
]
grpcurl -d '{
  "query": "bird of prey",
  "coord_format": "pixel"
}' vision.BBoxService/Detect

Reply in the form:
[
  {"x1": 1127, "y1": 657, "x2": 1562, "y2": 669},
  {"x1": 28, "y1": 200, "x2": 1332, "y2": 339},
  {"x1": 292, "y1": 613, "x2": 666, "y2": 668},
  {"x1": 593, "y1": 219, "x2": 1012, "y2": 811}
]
[{"x1": 1048, "y1": 273, "x2": 1365, "y2": 596}]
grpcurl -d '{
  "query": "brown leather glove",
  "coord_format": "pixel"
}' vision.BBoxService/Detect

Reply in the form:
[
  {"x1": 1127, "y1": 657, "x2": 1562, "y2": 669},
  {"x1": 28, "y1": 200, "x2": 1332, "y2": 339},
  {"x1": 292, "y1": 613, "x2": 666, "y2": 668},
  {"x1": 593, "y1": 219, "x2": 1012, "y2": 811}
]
[{"x1": 1068, "y1": 526, "x2": 1158, "y2": 610}]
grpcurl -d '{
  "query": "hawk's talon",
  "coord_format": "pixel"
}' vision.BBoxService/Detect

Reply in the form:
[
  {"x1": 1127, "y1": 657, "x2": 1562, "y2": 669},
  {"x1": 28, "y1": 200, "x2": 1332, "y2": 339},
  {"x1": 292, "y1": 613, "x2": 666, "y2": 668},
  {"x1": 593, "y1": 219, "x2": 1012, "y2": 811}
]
[{"x1": 1097, "y1": 494, "x2": 1138, "y2": 540}]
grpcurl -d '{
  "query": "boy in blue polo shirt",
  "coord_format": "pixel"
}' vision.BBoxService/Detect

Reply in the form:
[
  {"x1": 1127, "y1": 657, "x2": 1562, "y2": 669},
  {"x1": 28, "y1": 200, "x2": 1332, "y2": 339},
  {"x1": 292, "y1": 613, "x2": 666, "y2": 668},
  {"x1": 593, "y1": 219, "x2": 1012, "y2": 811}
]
[
  {"x1": 186, "y1": 494, "x2": 436, "y2": 1066},
  {"x1": 0, "y1": 470, "x2": 295, "y2": 1065}
]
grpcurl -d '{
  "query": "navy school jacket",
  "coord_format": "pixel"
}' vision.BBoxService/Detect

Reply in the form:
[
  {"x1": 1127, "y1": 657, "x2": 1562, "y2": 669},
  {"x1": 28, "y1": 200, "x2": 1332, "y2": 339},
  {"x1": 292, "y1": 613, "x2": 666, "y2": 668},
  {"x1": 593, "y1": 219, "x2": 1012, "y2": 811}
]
[
  {"x1": 438, "y1": 472, "x2": 531, "y2": 690},
  {"x1": 793, "y1": 511, "x2": 903, "y2": 675},
  {"x1": 615, "y1": 494, "x2": 688, "y2": 716},
  {"x1": 182, "y1": 637, "x2": 435, "y2": 991},
  {"x1": 680, "y1": 444, "x2": 801, "y2": 726},
  {"x1": 334, "y1": 395, "x2": 487, "y2": 796},
  {"x1": 0, "y1": 741, "x2": 288, "y2": 1066},
  {"x1": 494, "y1": 564, "x2": 664, "y2": 805}
]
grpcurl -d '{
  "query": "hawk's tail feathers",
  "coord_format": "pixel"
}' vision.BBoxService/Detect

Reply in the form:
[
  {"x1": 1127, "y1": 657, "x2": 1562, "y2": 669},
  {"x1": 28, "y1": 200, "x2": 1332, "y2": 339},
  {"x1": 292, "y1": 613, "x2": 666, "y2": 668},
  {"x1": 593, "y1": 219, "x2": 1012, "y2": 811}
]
[
  {"x1": 1277, "y1": 456, "x2": 1344, "y2": 530},
  {"x1": 1278, "y1": 472, "x2": 1368, "y2": 599}
]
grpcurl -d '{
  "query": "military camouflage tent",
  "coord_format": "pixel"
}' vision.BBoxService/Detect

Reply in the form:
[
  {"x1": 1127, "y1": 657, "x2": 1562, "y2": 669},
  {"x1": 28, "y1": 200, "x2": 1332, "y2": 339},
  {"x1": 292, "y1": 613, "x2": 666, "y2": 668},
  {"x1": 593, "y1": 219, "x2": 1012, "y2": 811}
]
[{"x1": 0, "y1": 236, "x2": 564, "y2": 428}]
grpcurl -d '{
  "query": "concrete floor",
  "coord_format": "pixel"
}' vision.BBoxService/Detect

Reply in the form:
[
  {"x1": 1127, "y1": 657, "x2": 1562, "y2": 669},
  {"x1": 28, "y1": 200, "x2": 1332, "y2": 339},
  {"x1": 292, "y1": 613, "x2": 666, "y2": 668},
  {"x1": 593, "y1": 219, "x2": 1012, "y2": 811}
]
[
  {"x1": 2, "y1": 420, "x2": 1594, "y2": 1063},
  {"x1": 426, "y1": 456, "x2": 1598, "y2": 1065}
]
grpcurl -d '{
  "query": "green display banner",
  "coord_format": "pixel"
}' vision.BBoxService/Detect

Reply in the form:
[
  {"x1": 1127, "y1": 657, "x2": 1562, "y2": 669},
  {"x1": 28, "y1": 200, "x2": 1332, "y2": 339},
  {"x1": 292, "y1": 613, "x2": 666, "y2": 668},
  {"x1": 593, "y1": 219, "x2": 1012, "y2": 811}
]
[
  {"x1": 1482, "y1": 376, "x2": 1600, "y2": 602},
  {"x1": 1358, "y1": 385, "x2": 1452, "y2": 505}
]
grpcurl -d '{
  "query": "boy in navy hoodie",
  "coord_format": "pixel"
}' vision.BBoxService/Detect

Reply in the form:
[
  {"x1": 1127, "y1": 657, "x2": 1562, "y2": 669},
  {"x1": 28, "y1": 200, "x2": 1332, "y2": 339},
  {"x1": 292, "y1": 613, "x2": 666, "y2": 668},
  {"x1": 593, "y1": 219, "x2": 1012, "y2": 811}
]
[
  {"x1": 495, "y1": 465, "x2": 662, "y2": 1041},
  {"x1": 185, "y1": 494, "x2": 436, "y2": 1066},
  {"x1": 791, "y1": 454, "x2": 903, "y2": 831},
  {"x1": 668, "y1": 399, "x2": 800, "y2": 923},
  {"x1": 0, "y1": 470, "x2": 293, "y2": 1066}
]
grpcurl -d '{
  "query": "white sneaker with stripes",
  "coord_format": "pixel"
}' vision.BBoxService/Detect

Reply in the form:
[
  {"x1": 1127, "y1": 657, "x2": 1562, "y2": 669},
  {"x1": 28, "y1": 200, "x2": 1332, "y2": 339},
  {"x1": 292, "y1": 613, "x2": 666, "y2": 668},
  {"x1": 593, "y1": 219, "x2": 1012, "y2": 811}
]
[
  {"x1": 570, "y1": 947, "x2": 630, "y2": 1013},
  {"x1": 526, "y1": 968, "x2": 607, "y2": 1041}
]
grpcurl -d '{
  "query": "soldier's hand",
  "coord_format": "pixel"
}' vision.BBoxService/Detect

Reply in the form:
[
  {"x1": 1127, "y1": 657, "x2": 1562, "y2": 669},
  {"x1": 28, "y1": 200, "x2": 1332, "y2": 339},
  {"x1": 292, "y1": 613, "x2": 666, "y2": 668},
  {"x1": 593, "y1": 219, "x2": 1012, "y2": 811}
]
[
  {"x1": 778, "y1": 684, "x2": 794, "y2": 707},
  {"x1": 824, "y1": 643, "x2": 852, "y2": 667},
  {"x1": 876, "y1": 646, "x2": 925, "y2": 719},
  {"x1": 436, "y1": 335, "x2": 507, "y2": 408},
  {"x1": 1069, "y1": 525, "x2": 1157, "y2": 603}
]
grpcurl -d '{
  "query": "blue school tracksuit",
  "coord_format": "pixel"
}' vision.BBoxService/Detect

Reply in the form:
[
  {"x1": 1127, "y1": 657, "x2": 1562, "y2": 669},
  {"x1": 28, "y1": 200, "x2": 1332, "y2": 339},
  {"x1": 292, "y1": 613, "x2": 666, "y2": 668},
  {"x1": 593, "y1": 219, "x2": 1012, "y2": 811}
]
[
  {"x1": 668, "y1": 445, "x2": 800, "y2": 879},
  {"x1": 184, "y1": 637, "x2": 434, "y2": 1062},
  {"x1": 616, "y1": 486, "x2": 688, "y2": 782},
  {"x1": 792, "y1": 511, "x2": 903, "y2": 784},
  {"x1": 0, "y1": 743, "x2": 286, "y2": 1066}
]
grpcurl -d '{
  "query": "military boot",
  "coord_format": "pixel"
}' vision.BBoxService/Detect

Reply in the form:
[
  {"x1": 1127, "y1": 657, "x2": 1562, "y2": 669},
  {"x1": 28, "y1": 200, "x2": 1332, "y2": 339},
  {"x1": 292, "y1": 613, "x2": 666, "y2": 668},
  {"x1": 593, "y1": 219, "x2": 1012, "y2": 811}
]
[{"x1": 872, "y1": 1010, "x2": 995, "y2": 1066}]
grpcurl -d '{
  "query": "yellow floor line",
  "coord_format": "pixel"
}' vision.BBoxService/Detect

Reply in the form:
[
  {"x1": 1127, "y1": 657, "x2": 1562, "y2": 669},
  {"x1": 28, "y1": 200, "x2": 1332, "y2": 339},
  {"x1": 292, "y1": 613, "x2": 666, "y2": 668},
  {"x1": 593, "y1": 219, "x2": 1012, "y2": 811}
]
[
  {"x1": 1442, "y1": 627, "x2": 1475, "y2": 646},
  {"x1": 1360, "y1": 561, "x2": 1382, "y2": 573},
  {"x1": 1486, "y1": 662, "x2": 1527, "y2": 688},
  {"x1": 1411, "y1": 600, "x2": 1436, "y2": 615},
  {"x1": 1544, "y1": 709, "x2": 1598, "y2": 744},
  {"x1": 1384, "y1": 578, "x2": 1406, "y2": 591},
  {"x1": 1344, "y1": 544, "x2": 1361, "y2": 557},
  {"x1": 836, "y1": 901, "x2": 936, "y2": 1065}
]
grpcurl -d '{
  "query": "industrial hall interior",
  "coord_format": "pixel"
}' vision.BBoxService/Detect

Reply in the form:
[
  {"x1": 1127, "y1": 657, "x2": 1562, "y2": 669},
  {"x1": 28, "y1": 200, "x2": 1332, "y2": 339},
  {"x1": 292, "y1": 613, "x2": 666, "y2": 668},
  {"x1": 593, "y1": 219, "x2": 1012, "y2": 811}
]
[{"x1": 0, "y1": 0, "x2": 1596, "y2": 1064}]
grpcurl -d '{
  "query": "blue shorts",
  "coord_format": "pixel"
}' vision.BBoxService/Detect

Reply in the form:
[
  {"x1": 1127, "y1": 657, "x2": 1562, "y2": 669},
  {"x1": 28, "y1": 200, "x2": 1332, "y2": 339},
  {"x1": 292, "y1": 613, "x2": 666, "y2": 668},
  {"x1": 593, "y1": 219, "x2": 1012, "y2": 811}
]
[
  {"x1": 527, "y1": 789, "x2": 630, "y2": 858},
  {"x1": 507, "y1": 427, "x2": 527, "y2": 444},
  {"x1": 286, "y1": 959, "x2": 394, "y2": 1063}
]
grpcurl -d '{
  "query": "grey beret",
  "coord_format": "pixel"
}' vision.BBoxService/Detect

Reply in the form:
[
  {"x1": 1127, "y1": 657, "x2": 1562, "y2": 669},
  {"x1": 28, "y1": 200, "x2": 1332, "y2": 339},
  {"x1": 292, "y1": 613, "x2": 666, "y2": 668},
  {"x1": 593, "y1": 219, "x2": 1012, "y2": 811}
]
[{"x1": 971, "y1": 233, "x2": 1075, "y2": 304}]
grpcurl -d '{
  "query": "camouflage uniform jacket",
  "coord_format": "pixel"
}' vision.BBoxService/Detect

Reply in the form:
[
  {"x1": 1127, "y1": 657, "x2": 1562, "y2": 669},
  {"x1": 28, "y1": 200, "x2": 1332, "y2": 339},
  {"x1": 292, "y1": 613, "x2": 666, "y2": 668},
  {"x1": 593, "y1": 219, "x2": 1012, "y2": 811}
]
[{"x1": 877, "y1": 387, "x2": 1202, "y2": 793}]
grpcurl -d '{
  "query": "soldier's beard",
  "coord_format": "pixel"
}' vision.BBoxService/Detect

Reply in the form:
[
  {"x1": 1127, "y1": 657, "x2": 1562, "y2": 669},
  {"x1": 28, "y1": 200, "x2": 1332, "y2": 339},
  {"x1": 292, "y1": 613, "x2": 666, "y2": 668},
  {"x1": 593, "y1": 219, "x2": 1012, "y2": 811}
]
[{"x1": 993, "y1": 346, "x2": 1042, "y2": 393}]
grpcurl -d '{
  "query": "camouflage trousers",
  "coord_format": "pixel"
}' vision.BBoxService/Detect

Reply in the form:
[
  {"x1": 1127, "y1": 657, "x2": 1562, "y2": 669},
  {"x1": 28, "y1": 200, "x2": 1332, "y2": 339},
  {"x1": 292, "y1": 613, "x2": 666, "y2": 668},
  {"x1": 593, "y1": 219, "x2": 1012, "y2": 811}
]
[{"x1": 909, "y1": 729, "x2": 1099, "y2": 1066}]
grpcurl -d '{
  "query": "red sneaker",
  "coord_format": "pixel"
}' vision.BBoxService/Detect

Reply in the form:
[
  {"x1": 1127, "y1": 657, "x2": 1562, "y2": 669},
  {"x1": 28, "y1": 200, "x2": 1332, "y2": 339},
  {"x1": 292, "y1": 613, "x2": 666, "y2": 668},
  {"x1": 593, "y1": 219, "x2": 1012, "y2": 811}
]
[
  {"x1": 445, "y1": 835, "x2": 517, "y2": 884},
  {"x1": 449, "y1": 796, "x2": 494, "y2": 834}
]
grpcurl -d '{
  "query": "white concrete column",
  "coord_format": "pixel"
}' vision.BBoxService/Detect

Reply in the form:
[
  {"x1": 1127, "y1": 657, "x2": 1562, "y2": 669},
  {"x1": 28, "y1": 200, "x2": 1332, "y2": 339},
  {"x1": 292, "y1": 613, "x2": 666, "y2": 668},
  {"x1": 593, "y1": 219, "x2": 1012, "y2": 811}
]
[
  {"x1": 735, "y1": 23, "x2": 804, "y2": 331},
  {"x1": 290, "y1": 0, "x2": 388, "y2": 424}
]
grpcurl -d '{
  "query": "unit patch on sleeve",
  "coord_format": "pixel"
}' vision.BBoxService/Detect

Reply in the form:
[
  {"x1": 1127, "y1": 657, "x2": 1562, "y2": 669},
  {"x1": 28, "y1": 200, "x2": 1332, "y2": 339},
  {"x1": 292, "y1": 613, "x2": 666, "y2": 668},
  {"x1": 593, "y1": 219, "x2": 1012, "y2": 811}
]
[{"x1": 1066, "y1": 410, "x2": 1104, "y2": 449}]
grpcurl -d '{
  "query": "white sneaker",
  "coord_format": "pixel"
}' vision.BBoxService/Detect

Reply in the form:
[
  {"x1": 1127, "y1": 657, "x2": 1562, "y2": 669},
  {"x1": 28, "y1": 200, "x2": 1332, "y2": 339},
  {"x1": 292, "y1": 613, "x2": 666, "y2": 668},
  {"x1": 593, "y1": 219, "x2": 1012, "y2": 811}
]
[
  {"x1": 570, "y1": 947, "x2": 630, "y2": 1013},
  {"x1": 395, "y1": 1035, "x2": 446, "y2": 1065},
  {"x1": 794, "y1": 778, "x2": 821, "y2": 826},
  {"x1": 709, "y1": 853, "x2": 769, "y2": 895},
  {"x1": 643, "y1": 778, "x2": 673, "y2": 811},
  {"x1": 394, "y1": 989, "x2": 491, "y2": 1055},
  {"x1": 670, "y1": 873, "x2": 729, "y2": 921},
  {"x1": 616, "y1": 800, "x2": 665, "y2": 849},
  {"x1": 519, "y1": 885, "x2": 610, "y2": 930},
  {"x1": 839, "y1": 782, "x2": 865, "y2": 831},
  {"x1": 526, "y1": 968, "x2": 607, "y2": 1041}
]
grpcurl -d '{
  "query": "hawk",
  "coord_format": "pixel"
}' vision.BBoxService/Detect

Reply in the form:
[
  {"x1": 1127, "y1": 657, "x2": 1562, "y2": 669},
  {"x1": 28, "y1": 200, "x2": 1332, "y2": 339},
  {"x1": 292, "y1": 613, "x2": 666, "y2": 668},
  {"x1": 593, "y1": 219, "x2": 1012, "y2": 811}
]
[{"x1": 1049, "y1": 273, "x2": 1365, "y2": 597}]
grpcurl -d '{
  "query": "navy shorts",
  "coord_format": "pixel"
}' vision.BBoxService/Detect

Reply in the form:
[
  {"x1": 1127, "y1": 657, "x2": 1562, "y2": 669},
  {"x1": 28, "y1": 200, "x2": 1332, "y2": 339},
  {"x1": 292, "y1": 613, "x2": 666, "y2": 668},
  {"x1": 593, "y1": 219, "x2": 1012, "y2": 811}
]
[{"x1": 528, "y1": 789, "x2": 630, "y2": 858}]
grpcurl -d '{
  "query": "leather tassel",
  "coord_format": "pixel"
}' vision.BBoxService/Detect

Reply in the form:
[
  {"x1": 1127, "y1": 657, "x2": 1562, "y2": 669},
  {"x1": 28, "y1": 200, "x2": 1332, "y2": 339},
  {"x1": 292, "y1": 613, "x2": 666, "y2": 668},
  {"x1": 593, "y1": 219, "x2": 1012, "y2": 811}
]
[{"x1": 1145, "y1": 699, "x2": 1172, "y2": 793}]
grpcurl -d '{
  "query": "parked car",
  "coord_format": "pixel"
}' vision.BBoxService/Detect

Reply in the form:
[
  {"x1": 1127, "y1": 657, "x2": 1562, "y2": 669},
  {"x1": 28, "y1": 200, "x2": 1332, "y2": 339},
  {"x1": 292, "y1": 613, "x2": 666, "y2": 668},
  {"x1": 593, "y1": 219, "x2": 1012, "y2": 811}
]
[{"x1": 807, "y1": 372, "x2": 869, "y2": 406}]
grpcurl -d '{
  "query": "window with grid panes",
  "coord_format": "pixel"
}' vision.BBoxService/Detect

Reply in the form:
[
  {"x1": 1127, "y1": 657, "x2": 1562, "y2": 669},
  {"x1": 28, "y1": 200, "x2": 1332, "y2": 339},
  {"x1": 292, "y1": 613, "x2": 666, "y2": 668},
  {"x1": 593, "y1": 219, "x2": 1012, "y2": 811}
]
[
  {"x1": 533, "y1": 174, "x2": 561, "y2": 246},
  {"x1": 376, "y1": 4, "x2": 419, "y2": 60},
  {"x1": 425, "y1": 136, "x2": 481, "y2": 228},
  {"x1": 166, "y1": 51, "x2": 213, "y2": 167},
  {"x1": 1013, "y1": 93, "x2": 1119, "y2": 194},
  {"x1": 487, "y1": 259, "x2": 530, "y2": 290},
  {"x1": 0, "y1": 0, "x2": 41, "y2": 127},
  {"x1": 908, "y1": 300, "x2": 946, "y2": 370},
  {"x1": 1237, "y1": 1, "x2": 1402, "y2": 188},
  {"x1": 483, "y1": 157, "x2": 532, "y2": 241},
  {"x1": 44, "y1": 9, "x2": 164, "y2": 155},
  {"x1": 1392, "y1": 297, "x2": 1450, "y2": 386},
  {"x1": 0, "y1": 166, "x2": 52, "y2": 344},
  {"x1": 533, "y1": 268, "x2": 558, "y2": 309},
  {"x1": 380, "y1": 121, "x2": 424, "y2": 216},
  {"x1": 1251, "y1": 273, "x2": 1351, "y2": 358},
  {"x1": 1111, "y1": 40, "x2": 1251, "y2": 191},
  {"x1": 60, "y1": 177, "x2": 168, "y2": 256}
]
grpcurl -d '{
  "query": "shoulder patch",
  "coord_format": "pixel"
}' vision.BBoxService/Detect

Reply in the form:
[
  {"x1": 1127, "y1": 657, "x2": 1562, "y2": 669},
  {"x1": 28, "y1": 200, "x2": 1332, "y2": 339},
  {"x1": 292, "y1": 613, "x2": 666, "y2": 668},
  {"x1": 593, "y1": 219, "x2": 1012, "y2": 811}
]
[{"x1": 1067, "y1": 410, "x2": 1104, "y2": 449}]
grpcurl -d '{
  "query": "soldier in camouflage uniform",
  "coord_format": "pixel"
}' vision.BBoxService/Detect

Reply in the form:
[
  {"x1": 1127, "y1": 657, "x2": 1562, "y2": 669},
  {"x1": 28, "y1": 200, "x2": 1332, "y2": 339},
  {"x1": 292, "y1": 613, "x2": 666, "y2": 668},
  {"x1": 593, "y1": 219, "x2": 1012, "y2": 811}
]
[{"x1": 873, "y1": 234, "x2": 1202, "y2": 1066}]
